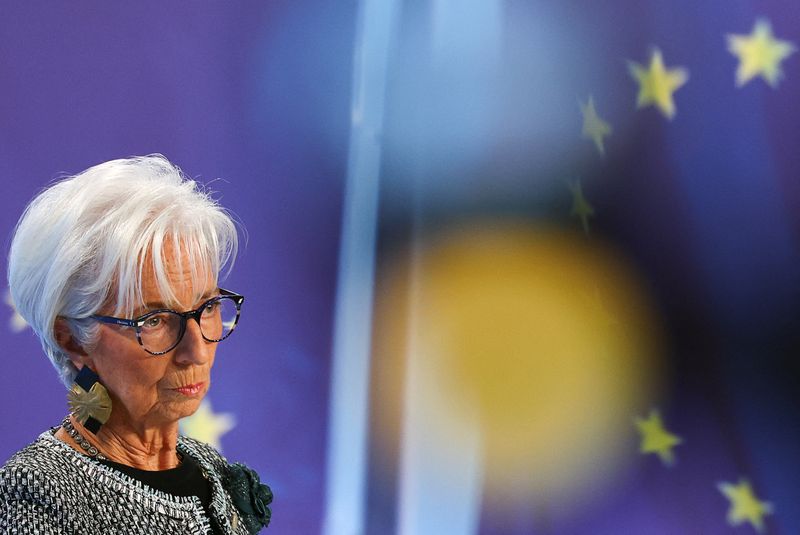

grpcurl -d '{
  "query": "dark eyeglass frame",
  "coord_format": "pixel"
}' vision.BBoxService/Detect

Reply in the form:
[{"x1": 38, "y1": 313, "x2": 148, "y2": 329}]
[{"x1": 91, "y1": 288, "x2": 244, "y2": 356}]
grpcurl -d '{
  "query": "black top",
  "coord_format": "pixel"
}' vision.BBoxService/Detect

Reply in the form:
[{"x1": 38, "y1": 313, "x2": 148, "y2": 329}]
[{"x1": 98, "y1": 454, "x2": 217, "y2": 530}]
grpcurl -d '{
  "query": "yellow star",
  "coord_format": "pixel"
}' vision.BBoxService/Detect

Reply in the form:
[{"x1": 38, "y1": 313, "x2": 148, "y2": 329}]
[
  {"x1": 718, "y1": 479, "x2": 773, "y2": 532},
  {"x1": 634, "y1": 409, "x2": 682, "y2": 465},
  {"x1": 179, "y1": 399, "x2": 236, "y2": 451},
  {"x1": 4, "y1": 290, "x2": 28, "y2": 332},
  {"x1": 580, "y1": 96, "x2": 612, "y2": 156},
  {"x1": 568, "y1": 180, "x2": 595, "y2": 235},
  {"x1": 727, "y1": 18, "x2": 797, "y2": 88},
  {"x1": 629, "y1": 49, "x2": 688, "y2": 120}
]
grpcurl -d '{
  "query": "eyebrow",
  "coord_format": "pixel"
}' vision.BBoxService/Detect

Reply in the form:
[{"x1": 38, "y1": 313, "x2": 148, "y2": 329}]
[{"x1": 138, "y1": 288, "x2": 220, "y2": 314}]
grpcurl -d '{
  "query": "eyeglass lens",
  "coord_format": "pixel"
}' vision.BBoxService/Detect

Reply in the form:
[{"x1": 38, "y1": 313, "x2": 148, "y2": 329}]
[{"x1": 138, "y1": 297, "x2": 240, "y2": 354}]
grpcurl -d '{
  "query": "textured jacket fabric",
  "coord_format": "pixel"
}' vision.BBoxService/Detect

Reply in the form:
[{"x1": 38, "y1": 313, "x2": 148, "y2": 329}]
[{"x1": 0, "y1": 429, "x2": 252, "y2": 534}]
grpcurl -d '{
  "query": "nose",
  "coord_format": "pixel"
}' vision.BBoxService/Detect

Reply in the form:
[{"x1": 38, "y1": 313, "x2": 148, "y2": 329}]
[{"x1": 173, "y1": 318, "x2": 213, "y2": 366}]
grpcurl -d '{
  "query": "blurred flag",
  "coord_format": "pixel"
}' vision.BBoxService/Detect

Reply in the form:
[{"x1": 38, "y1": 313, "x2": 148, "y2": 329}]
[{"x1": 327, "y1": 1, "x2": 800, "y2": 534}]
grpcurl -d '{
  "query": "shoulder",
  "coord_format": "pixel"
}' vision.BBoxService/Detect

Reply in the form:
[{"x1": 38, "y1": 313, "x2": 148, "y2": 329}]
[
  {"x1": 3, "y1": 431, "x2": 59, "y2": 465},
  {"x1": 0, "y1": 433, "x2": 78, "y2": 533},
  {"x1": 0, "y1": 431, "x2": 108, "y2": 506},
  {"x1": 178, "y1": 437, "x2": 274, "y2": 532},
  {"x1": 1, "y1": 433, "x2": 65, "y2": 494},
  {"x1": 178, "y1": 437, "x2": 273, "y2": 532},
  {"x1": 177, "y1": 436, "x2": 229, "y2": 477}
]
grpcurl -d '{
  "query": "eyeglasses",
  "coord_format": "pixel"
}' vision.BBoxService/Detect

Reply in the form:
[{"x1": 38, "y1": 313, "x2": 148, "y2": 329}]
[{"x1": 91, "y1": 289, "x2": 244, "y2": 356}]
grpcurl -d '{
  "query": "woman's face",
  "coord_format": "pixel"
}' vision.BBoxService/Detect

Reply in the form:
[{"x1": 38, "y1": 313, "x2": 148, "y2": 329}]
[{"x1": 83, "y1": 246, "x2": 219, "y2": 430}]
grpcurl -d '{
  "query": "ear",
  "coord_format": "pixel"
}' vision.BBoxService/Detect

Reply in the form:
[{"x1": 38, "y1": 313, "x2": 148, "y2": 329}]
[{"x1": 54, "y1": 317, "x2": 92, "y2": 368}]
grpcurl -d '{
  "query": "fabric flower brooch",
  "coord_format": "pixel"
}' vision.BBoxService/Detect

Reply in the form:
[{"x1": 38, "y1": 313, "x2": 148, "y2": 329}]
[{"x1": 223, "y1": 463, "x2": 273, "y2": 533}]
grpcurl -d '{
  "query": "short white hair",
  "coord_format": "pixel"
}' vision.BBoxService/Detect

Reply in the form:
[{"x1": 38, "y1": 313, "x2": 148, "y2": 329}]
[{"x1": 8, "y1": 155, "x2": 239, "y2": 387}]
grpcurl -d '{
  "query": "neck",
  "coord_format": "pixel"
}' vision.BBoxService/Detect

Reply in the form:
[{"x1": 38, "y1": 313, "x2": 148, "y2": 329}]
[{"x1": 58, "y1": 414, "x2": 181, "y2": 471}]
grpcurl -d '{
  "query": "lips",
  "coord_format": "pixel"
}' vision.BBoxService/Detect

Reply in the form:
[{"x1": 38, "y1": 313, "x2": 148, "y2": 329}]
[{"x1": 172, "y1": 382, "x2": 205, "y2": 396}]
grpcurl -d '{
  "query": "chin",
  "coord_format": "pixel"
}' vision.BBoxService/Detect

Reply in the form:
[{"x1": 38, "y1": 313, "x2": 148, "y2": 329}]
[
  {"x1": 182, "y1": 396, "x2": 205, "y2": 413},
  {"x1": 163, "y1": 396, "x2": 204, "y2": 422}
]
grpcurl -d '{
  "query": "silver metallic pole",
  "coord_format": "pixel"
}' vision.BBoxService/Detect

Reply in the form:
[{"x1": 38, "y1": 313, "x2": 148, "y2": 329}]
[{"x1": 323, "y1": 1, "x2": 400, "y2": 534}]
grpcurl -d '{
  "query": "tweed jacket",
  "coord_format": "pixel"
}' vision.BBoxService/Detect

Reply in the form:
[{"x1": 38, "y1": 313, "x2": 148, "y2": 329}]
[{"x1": 0, "y1": 429, "x2": 254, "y2": 534}]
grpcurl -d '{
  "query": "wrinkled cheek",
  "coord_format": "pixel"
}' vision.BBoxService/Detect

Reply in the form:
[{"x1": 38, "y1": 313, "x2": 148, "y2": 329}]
[{"x1": 117, "y1": 383, "x2": 165, "y2": 418}]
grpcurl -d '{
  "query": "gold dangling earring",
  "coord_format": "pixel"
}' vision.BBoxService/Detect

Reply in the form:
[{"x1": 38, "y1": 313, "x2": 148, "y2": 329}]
[{"x1": 67, "y1": 365, "x2": 112, "y2": 434}]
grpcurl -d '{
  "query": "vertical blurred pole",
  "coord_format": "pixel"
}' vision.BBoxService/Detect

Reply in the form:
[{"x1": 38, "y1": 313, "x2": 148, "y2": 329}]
[
  {"x1": 397, "y1": 1, "x2": 502, "y2": 534},
  {"x1": 396, "y1": 241, "x2": 485, "y2": 535},
  {"x1": 323, "y1": 1, "x2": 400, "y2": 535}
]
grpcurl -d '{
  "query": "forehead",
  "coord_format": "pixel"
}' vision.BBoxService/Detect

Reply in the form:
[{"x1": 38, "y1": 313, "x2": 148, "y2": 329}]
[{"x1": 138, "y1": 239, "x2": 217, "y2": 308}]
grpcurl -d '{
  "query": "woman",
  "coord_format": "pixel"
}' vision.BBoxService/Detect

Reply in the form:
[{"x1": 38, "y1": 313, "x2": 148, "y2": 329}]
[{"x1": 0, "y1": 156, "x2": 272, "y2": 534}]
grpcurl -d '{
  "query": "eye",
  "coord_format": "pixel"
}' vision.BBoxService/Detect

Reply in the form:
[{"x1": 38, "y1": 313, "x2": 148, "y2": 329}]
[
  {"x1": 143, "y1": 316, "x2": 162, "y2": 328},
  {"x1": 203, "y1": 300, "x2": 221, "y2": 313}
]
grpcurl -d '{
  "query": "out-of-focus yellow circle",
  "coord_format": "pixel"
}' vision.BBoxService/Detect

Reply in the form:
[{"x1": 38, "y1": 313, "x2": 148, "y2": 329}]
[{"x1": 373, "y1": 221, "x2": 665, "y2": 506}]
